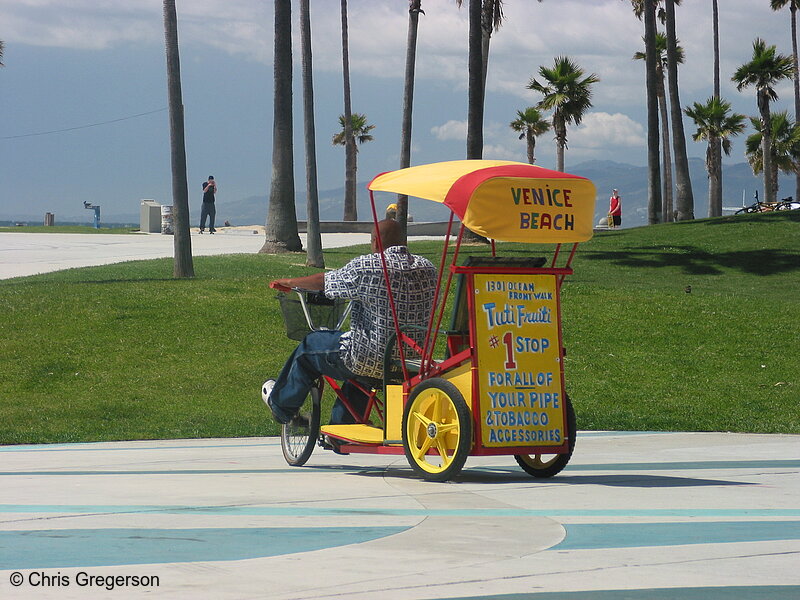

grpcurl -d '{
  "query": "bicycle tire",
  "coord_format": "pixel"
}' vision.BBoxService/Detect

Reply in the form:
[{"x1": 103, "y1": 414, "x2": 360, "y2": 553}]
[
  {"x1": 515, "y1": 394, "x2": 577, "y2": 478},
  {"x1": 402, "y1": 378, "x2": 472, "y2": 482},
  {"x1": 280, "y1": 384, "x2": 321, "y2": 466}
]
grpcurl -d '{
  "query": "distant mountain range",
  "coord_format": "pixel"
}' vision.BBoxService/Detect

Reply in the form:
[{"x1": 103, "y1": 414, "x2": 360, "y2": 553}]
[
  {"x1": 7, "y1": 160, "x2": 794, "y2": 228},
  {"x1": 214, "y1": 159, "x2": 795, "y2": 229}
]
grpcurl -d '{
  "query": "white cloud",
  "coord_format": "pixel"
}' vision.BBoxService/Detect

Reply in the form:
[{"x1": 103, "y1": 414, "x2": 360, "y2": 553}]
[
  {"x1": 569, "y1": 112, "x2": 646, "y2": 150},
  {"x1": 482, "y1": 143, "x2": 522, "y2": 161},
  {"x1": 431, "y1": 120, "x2": 467, "y2": 142}
]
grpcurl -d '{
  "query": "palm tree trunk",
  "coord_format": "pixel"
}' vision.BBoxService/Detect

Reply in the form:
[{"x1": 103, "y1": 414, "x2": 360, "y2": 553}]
[
  {"x1": 466, "y1": 0, "x2": 484, "y2": 160},
  {"x1": 665, "y1": 0, "x2": 694, "y2": 220},
  {"x1": 657, "y1": 71, "x2": 673, "y2": 222},
  {"x1": 758, "y1": 90, "x2": 775, "y2": 204},
  {"x1": 554, "y1": 116, "x2": 566, "y2": 172},
  {"x1": 480, "y1": 2, "x2": 493, "y2": 97},
  {"x1": 300, "y1": 0, "x2": 323, "y2": 268},
  {"x1": 790, "y1": 5, "x2": 800, "y2": 203},
  {"x1": 462, "y1": 0, "x2": 490, "y2": 245},
  {"x1": 341, "y1": 0, "x2": 358, "y2": 221},
  {"x1": 526, "y1": 129, "x2": 535, "y2": 164},
  {"x1": 710, "y1": 0, "x2": 723, "y2": 217},
  {"x1": 644, "y1": 0, "x2": 662, "y2": 225},
  {"x1": 713, "y1": 0, "x2": 720, "y2": 98},
  {"x1": 398, "y1": 0, "x2": 422, "y2": 242},
  {"x1": 261, "y1": 0, "x2": 302, "y2": 253},
  {"x1": 162, "y1": 0, "x2": 194, "y2": 278},
  {"x1": 707, "y1": 139, "x2": 721, "y2": 218}
]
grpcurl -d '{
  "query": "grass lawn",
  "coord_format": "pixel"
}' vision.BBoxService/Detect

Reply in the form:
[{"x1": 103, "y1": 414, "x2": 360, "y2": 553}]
[{"x1": 1, "y1": 211, "x2": 798, "y2": 444}]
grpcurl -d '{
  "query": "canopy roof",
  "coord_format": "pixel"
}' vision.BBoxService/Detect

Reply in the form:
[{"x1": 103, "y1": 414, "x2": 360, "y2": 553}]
[{"x1": 369, "y1": 160, "x2": 597, "y2": 243}]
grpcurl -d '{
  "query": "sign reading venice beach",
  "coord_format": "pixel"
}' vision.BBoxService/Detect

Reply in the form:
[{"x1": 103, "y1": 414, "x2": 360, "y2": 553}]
[{"x1": 474, "y1": 273, "x2": 565, "y2": 447}]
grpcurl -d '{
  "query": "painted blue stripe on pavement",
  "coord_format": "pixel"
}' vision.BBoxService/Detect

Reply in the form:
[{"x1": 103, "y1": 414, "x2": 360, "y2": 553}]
[
  {"x1": 2, "y1": 504, "x2": 799, "y2": 518},
  {"x1": 446, "y1": 586, "x2": 800, "y2": 600},
  {"x1": 0, "y1": 526, "x2": 409, "y2": 570},
  {"x1": 0, "y1": 441, "x2": 278, "y2": 452},
  {"x1": 2, "y1": 459, "x2": 797, "y2": 474},
  {"x1": 554, "y1": 521, "x2": 800, "y2": 550}
]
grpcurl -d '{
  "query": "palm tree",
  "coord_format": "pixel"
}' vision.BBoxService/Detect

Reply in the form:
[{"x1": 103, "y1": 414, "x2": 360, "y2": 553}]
[
  {"x1": 510, "y1": 107, "x2": 550, "y2": 164},
  {"x1": 744, "y1": 111, "x2": 800, "y2": 198},
  {"x1": 633, "y1": 0, "x2": 664, "y2": 225},
  {"x1": 340, "y1": 0, "x2": 358, "y2": 221},
  {"x1": 333, "y1": 113, "x2": 375, "y2": 147},
  {"x1": 465, "y1": 0, "x2": 484, "y2": 160},
  {"x1": 299, "y1": 0, "x2": 323, "y2": 268},
  {"x1": 398, "y1": 0, "x2": 424, "y2": 242},
  {"x1": 479, "y1": 1, "x2": 504, "y2": 92},
  {"x1": 162, "y1": 0, "x2": 193, "y2": 278},
  {"x1": 732, "y1": 38, "x2": 795, "y2": 204},
  {"x1": 634, "y1": 32, "x2": 683, "y2": 222},
  {"x1": 664, "y1": 0, "x2": 694, "y2": 221},
  {"x1": 453, "y1": 1, "x2": 498, "y2": 244},
  {"x1": 711, "y1": 0, "x2": 722, "y2": 221},
  {"x1": 712, "y1": 0, "x2": 720, "y2": 98},
  {"x1": 333, "y1": 113, "x2": 375, "y2": 212},
  {"x1": 261, "y1": 0, "x2": 302, "y2": 254},
  {"x1": 684, "y1": 97, "x2": 746, "y2": 217},
  {"x1": 771, "y1": 0, "x2": 800, "y2": 202},
  {"x1": 528, "y1": 57, "x2": 599, "y2": 172}
]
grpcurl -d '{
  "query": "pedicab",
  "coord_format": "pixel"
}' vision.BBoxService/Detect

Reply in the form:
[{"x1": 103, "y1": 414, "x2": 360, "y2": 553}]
[{"x1": 271, "y1": 160, "x2": 596, "y2": 482}]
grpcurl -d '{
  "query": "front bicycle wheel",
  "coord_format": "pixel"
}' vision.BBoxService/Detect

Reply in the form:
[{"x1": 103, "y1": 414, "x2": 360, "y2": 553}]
[
  {"x1": 280, "y1": 384, "x2": 321, "y2": 466},
  {"x1": 402, "y1": 378, "x2": 472, "y2": 482},
  {"x1": 515, "y1": 394, "x2": 577, "y2": 478}
]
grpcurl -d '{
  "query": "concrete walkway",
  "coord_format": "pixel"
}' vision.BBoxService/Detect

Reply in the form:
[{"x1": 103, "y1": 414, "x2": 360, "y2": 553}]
[
  {"x1": 0, "y1": 230, "x2": 375, "y2": 279},
  {"x1": 1, "y1": 432, "x2": 798, "y2": 599},
  {"x1": 1, "y1": 232, "x2": 798, "y2": 598}
]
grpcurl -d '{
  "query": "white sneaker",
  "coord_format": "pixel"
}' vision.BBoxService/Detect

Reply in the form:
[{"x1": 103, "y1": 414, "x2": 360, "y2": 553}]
[{"x1": 261, "y1": 379, "x2": 276, "y2": 405}]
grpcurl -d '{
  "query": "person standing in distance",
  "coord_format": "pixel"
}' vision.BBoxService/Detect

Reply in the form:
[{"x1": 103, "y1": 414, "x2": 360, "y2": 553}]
[
  {"x1": 199, "y1": 175, "x2": 217, "y2": 234},
  {"x1": 608, "y1": 188, "x2": 622, "y2": 228}
]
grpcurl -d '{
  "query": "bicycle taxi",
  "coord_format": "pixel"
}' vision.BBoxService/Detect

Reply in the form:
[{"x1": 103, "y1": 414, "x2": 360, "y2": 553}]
[{"x1": 272, "y1": 159, "x2": 596, "y2": 482}]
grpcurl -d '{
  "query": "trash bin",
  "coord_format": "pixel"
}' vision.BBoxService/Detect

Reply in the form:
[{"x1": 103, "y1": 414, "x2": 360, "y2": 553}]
[
  {"x1": 140, "y1": 200, "x2": 161, "y2": 233},
  {"x1": 160, "y1": 205, "x2": 174, "y2": 235}
]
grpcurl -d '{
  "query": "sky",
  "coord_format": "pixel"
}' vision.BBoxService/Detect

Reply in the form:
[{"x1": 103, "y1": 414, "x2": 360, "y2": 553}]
[{"x1": 0, "y1": 0, "x2": 796, "y2": 222}]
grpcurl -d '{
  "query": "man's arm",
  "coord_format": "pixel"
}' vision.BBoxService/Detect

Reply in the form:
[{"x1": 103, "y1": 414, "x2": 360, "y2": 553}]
[{"x1": 270, "y1": 272, "x2": 325, "y2": 292}]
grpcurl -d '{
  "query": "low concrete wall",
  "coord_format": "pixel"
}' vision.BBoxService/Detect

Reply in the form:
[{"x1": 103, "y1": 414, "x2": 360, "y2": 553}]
[{"x1": 296, "y1": 221, "x2": 452, "y2": 235}]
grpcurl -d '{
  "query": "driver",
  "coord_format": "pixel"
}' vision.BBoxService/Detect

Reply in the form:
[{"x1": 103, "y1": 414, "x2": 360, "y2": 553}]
[{"x1": 263, "y1": 219, "x2": 437, "y2": 426}]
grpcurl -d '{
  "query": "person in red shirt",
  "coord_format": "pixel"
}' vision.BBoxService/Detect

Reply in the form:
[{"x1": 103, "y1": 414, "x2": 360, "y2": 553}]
[{"x1": 608, "y1": 189, "x2": 622, "y2": 228}]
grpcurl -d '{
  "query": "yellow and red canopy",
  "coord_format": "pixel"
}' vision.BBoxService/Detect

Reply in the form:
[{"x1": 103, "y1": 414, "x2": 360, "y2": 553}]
[{"x1": 368, "y1": 160, "x2": 597, "y2": 243}]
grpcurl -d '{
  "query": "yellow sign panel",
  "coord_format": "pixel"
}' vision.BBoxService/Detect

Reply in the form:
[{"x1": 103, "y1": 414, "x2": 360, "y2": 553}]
[
  {"x1": 464, "y1": 177, "x2": 596, "y2": 243},
  {"x1": 474, "y1": 273, "x2": 565, "y2": 447}
]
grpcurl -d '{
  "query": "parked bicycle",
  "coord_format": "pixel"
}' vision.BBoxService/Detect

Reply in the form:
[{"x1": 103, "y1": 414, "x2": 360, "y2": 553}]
[{"x1": 735, "y1": 196, "x2": 797, "y2": 214}]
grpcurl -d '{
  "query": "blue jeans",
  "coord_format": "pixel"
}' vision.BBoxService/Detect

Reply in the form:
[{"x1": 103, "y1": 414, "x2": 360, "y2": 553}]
[
  {"x1": 270, "y1": 330, "x2": 367, "y2": 424},
  {"x1": 200, "y1": 202, "x2": 216, "y2": 231}
]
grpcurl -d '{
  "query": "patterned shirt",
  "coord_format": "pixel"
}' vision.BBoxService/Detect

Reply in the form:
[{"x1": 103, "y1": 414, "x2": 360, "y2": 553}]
[{"x1": 324, "y1": 246, "x2": 437, "y2": 379}]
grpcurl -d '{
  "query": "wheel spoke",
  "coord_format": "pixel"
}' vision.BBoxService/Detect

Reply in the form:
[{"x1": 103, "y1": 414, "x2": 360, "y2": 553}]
[
  {"x1": 415, "y1": 435, "x2": 434, "y2": 460},
  {"x1": 435, "y1": 438, "x2": 453, "y2": 467},
  {"x1": 431, "y1": 391, "x2": 443, "y2": 423},
  {"x1": 437, "y1": 422, "x2": 458, "y2": 435},
  {"x1": 411, "y1": 410, "x2": 433, "y2": 428}
]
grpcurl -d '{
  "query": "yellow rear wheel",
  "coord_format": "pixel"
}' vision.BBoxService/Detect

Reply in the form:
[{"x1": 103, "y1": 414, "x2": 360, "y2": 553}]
[{"x1": 402, "y1": 378, "x2": 472, "y2": 482}]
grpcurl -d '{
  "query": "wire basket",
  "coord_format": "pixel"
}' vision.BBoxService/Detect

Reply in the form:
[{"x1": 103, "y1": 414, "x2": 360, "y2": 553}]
[{"x1": 277, "y1": 291, "x2": 348, "y2": 341}]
